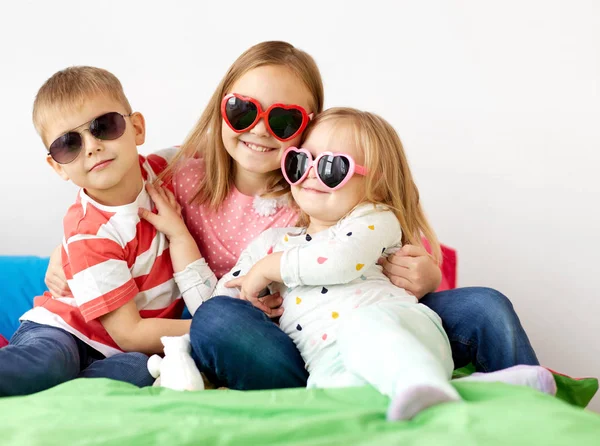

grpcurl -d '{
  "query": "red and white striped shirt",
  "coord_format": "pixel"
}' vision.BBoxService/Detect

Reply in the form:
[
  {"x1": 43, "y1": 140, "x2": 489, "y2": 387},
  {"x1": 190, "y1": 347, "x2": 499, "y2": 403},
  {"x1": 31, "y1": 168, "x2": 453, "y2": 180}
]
[{"x1": 21, "y1": 154, "x2": 185, "y2": 357}]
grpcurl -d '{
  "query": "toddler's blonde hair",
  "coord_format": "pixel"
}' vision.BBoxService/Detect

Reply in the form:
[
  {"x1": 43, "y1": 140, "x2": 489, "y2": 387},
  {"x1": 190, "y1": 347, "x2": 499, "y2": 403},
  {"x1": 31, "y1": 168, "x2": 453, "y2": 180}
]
[{"x1": 299, "y1": 107, "x2": 441, "y2": 263}]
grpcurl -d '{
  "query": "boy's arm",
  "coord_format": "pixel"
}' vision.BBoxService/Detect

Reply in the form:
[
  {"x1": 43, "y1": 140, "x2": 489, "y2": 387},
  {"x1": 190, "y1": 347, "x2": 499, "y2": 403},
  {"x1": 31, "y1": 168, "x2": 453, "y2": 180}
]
[
  {"x1": 279, "y1": 206, "x2": 402, "y2": 287},
  {"x1": 66, "y1": 232, "x2": 185, "y2": 354},
  {"x1": 100, "y1": 300, "x2": 190, "y2": 355}
]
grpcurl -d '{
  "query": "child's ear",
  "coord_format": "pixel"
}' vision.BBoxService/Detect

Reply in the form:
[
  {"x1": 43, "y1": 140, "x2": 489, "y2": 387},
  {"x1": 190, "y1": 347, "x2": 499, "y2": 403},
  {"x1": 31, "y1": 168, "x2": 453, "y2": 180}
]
[
  {"x1": 46, "y1": 155, "x2": 70, "y2": 181},
  {"x1": 130, "y1": 112, "x2": 146, "y2": 145}
]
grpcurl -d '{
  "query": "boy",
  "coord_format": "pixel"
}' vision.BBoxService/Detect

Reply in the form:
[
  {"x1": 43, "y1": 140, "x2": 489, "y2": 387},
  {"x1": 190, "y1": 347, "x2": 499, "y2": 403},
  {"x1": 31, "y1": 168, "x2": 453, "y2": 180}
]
[{"x1": 0, "y1": 66, "x2": 215, "y2": 396}]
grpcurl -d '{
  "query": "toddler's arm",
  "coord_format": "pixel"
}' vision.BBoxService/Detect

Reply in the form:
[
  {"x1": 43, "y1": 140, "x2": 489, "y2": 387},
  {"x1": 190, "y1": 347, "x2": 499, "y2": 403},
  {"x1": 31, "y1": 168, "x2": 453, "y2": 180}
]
[
  {"x1": 212, "y1": 230, "x2": 274, "y2": 298},
  {"x1": 281, "y1": 205, "x2": 402, "y2": 287}
]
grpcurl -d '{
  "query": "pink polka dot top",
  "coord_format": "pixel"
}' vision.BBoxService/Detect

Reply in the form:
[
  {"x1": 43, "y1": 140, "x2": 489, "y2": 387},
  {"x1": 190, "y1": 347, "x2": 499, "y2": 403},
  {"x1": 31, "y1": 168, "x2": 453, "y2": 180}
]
[{"x1": 173, "y1": 158, "x2": 299, "y2": 278}]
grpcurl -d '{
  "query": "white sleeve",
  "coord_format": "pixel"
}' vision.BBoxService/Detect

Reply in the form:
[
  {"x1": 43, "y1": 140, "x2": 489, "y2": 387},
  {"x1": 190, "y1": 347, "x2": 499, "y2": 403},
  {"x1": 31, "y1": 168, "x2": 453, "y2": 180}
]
[
  {"x1": 280, "y1": 205, "x2": 402, "y2": 287},
  {"x1": 173, "y1": 258, "x2": 217, "y2": 316}
]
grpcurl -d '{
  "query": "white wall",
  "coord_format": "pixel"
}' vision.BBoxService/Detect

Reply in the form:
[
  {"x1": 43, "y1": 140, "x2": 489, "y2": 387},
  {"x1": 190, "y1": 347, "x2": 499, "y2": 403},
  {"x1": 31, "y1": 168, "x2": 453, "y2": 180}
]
[{"x1": 1, "y1": 0, "x2": 599, "y2": 410}]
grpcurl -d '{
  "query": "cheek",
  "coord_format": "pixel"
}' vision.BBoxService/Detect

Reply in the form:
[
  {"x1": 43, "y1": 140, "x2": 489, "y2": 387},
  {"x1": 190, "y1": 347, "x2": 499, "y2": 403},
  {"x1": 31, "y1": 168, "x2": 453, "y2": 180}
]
[
  {"x1": 282, "y1": 133, "x2": 303, "y2": 150},
  {"x1": 343, "y1": 178, "x2": 367, "y2": 205},
  {"x1": 221, "y1": 121, "x2": 238, "y2": 144}
]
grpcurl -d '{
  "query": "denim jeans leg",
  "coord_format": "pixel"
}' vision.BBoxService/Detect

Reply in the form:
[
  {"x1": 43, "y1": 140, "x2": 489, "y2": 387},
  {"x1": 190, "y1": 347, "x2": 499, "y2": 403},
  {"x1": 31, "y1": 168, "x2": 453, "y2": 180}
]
[
  {"x1": 0, "y1": 321, "x2": 81, "y2": 396},
  {"x1": 189, "y1": 296, "x2": 309, "y2": 390},
  {"x1": 79, "y1": 351, "x2": 155, "y2": 387},
  {"x1": 420, "y1": 287, "x2": 539, "y2": 372}
]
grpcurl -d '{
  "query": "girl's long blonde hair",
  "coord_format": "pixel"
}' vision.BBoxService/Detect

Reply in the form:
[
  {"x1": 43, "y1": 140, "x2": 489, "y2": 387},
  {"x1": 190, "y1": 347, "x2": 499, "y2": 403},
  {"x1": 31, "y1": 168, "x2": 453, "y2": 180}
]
[
  {"x1": 299, "y1": 108, "x2": 442, "y2": 264},
  {"x1": 161, "y1": 41, "x2": 324, "y2": 209}
]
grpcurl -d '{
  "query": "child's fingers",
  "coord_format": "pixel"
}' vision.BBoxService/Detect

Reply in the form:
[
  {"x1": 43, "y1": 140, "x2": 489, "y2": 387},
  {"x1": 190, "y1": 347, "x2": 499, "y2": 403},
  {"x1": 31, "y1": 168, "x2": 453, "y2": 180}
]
[
  {"x1": 398, "y1": 244, "x2": 428, "y2": 258},
  {"x1": 156, "y1": 185, "x2": 169, "y2": 204},
  {"x1": 138, "y1": 207, "x2": 159, "y2": 227},
  {"x1": 163, "y1": 187, "x2": 177, "y2": 205},
  {"x1": 225, "y1": 277, "x2": 243, "y2": 288},
  {"x1": 249, "y1": 298, "x2": 272, "y2": 315},
  {"x1": 145, "y1": 183, "x2": 166, "y2": 208},
  {"x1": 262, "y1": 292, "x2": 283, "y2": 309},
  {"x1": 267, "y1": 306, "x2": 284, "y2": 319}
]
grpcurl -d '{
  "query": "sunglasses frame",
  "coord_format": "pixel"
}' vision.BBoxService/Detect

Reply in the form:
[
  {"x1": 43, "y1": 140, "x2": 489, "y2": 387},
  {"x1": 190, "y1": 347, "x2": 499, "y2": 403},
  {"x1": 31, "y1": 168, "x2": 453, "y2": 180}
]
[
  {"x1": 221, "y1": 93, "x2": 311, "y2": 142},
  {"x1": 281, "y1": 146, "x2": 368, "y2": 191},
  {"x1": 47, "y1": 111, "x2": 133, "y2": 164}
]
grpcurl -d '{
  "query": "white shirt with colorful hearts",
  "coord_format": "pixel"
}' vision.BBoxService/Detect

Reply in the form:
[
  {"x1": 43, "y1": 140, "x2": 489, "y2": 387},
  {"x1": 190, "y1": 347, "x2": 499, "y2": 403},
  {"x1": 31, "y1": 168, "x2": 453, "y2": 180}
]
[{"x1": 213, "y1": 203, "x2": 419, "y2": 373}]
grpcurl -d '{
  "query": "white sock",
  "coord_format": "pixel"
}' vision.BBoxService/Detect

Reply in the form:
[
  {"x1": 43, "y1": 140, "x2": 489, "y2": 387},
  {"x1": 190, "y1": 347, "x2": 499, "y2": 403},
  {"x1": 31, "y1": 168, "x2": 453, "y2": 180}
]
[
  {"x1": 457, "y1": 365, "x2": 556, "y2": 395},
  {"x1": 387, "y1": 384, "x2": 460, "y2": 421}
]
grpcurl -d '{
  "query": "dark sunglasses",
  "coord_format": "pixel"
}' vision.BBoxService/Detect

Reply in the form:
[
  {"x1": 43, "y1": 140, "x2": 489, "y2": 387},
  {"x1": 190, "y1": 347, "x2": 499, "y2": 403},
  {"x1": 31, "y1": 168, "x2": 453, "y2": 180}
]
[
  {"x1": 281, "y1": 147, "x2": 368, "y2": 191},
  {"x1": 47, "y1": 112, "x2": 132, "y2": 164},
  {"x1": 221, "y1": 93, "x2": 311, "y2": 142}
]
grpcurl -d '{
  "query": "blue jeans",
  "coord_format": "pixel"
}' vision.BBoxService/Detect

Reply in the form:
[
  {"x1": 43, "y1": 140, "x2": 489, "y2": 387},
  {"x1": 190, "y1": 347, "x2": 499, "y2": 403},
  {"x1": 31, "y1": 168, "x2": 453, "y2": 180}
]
[
  {"x1": 420, "y1": 287, "x2": 539, "y2": 372},
  {"x1": 0, "y1": 321, "x2": 154, "y2": 396},
  {"x1": 190, "y1": 288, "x2": 538, "y2": 390},
  {"x1": 190, "y1": 296, "x2": 308, "y2": 390}
]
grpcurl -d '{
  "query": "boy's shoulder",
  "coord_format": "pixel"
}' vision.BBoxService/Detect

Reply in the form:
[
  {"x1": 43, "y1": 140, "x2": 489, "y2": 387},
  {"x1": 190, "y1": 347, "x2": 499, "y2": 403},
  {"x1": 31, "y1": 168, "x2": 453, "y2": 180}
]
[{"x1": 62, "y1": 192, "x2": 132, "y2": 247}]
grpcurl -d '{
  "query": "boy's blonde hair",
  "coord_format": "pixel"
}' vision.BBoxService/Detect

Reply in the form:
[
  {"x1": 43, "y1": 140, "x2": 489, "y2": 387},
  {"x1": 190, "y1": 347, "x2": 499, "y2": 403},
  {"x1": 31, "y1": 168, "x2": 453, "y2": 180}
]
[
  {"x1": 163, "y1": 41, "x2": 324, "y2": 209},
  {"x1": 300, "y1": 107, "x2": 442, "y2": 264},
  {"x1": 33, "y1": 66, "x2": 132, "y2": 145}
]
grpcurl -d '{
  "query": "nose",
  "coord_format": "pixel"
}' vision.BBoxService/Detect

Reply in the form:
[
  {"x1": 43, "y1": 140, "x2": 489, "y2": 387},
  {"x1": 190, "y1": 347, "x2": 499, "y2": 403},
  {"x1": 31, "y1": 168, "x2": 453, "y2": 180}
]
[
  {"x1": 82, "y1": 131, "x2": 104, "y2": 157},
  {"x1": 249, "y1": 116, "x2": 270, "y2": 138},
  {"x1": 306, "y1": 164, "x2": 317, "y2": 179}
]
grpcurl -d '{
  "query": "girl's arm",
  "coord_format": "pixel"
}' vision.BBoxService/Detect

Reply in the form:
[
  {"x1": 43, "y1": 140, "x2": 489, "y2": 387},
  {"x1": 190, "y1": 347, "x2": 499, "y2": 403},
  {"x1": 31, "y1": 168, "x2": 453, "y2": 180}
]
[
  {"x1": 280, "y1": 205, "x2": 402, "y2": 287},
  {"x1": 380, "y1": 245, "x2": 442, "y2": 299},
  {"x1": 139, "y1": 183, "x2": 216, "y2": 315}
]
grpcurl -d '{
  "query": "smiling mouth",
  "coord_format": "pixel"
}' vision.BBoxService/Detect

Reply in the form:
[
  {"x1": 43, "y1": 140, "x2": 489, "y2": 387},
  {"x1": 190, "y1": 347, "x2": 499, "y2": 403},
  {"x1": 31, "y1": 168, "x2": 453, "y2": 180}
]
[
  {"x1": 301, "y1": 186, "x2": 329, "y2": 194},
  {"x1": 241, "y1": 141, "x2": 277, "y2": 153},
  {"x1": 89, "y1": 159, "x2": 114, "y2": 172}
]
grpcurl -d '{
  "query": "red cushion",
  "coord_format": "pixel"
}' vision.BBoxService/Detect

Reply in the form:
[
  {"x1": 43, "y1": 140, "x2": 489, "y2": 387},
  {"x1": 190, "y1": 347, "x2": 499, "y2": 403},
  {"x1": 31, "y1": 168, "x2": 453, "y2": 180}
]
[
  {"x1": 421, "y1": 238, "x2": 457, "y2": 292},
  {"x1": 438, "y1": 244, "x2": 457, "y2": 291}
]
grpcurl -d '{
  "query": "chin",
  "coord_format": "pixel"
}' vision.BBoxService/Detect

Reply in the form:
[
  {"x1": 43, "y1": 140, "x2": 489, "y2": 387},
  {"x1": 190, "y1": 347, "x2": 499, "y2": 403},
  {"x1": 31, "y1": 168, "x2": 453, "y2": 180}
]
[{"x1": 238, "y1": 156, "x2": 280, "y2": 175}]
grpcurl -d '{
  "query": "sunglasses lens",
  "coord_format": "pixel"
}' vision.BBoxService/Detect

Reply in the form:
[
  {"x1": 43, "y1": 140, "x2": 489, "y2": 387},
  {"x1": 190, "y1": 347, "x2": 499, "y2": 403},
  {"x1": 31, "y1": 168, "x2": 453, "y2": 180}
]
[
  {"x1": 284, "y1": 151, "x2": 310, "y2": 184},
  {"x1": 269, "y1": 107, "x2": 303, "y2": 140},
  {"x1": 90, "y1": 112, "x2": 127, "y2": 140},
  {"x1": 49, "y1": 132, "x2": 83, "y2": 164},
  {"x1": 317, "y1": 155, "x2": 350, "y2": 188},
  {"x1": 224, "y1": 96, "x2": 258, "y2": 131}
]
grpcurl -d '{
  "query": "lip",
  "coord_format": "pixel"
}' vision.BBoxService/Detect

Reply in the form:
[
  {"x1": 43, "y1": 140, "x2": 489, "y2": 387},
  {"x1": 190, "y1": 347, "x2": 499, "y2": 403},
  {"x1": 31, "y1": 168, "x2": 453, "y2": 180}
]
[
  {"x1": 89, "y1": 159, "x2": 114, "y2": 172},
  {"x1": 301, "y1": 185, "x2": 329, "y2": 194},
  {"x1": 240, "y1": 140, "x2": 277, "y2": 153}
]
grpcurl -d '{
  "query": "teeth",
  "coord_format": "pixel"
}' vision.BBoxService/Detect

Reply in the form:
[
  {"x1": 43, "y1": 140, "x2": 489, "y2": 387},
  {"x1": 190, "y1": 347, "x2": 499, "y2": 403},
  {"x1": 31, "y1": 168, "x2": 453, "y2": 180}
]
[{"x1": 245, "y1": 142, "x2": 274, "y2": 153}]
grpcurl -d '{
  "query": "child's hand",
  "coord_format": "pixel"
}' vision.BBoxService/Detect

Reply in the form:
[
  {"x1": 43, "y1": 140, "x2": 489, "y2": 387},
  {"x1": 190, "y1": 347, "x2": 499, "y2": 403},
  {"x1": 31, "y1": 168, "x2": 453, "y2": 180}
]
[
  {"x1": 379, "y1": 244, "x2": 442, "y2": 299},
  {"x1": 225, "y1": 265, "x2": 283, "y2": 318},
  {"x1": 45, "y1": 244, "x2": 70, "y2": 297},
  {"x1": 139, "y1": 183, "x2": 187, "y2": 241}
]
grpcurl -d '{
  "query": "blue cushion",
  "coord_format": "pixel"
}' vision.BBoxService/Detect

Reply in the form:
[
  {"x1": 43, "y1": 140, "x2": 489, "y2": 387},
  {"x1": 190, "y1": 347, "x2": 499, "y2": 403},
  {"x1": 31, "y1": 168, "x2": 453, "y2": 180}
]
[{"x1": 0, "y1": 256, "x2": 49, "y2": 340}]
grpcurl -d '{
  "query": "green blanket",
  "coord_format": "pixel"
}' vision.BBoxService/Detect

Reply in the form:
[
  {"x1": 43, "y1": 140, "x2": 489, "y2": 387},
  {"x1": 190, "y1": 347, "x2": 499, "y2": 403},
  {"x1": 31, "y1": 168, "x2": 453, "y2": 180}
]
[{"x1": 1, "y1": 378, "x2": 599, "y2": 446}]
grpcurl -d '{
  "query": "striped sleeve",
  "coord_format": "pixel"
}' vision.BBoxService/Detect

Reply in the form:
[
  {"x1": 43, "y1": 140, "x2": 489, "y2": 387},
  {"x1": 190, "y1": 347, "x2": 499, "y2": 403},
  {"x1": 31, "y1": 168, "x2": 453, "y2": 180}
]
[{"x1": 66, "y1": 234, "x2": 139, "y2": 322}]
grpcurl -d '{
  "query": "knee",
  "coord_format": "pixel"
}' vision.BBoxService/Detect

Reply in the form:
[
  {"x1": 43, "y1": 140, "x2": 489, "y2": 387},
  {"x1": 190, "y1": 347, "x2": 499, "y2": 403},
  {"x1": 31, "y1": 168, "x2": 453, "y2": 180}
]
[
  {"x1": 190, "y1": 296, "x2": 255, "y2": 351},
  {"x1": 464, "y1": 287, "x2": 520, "y2": 332},
  {"x1": 192, "y1": 296, "x2": 249, "y2": 334}
]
